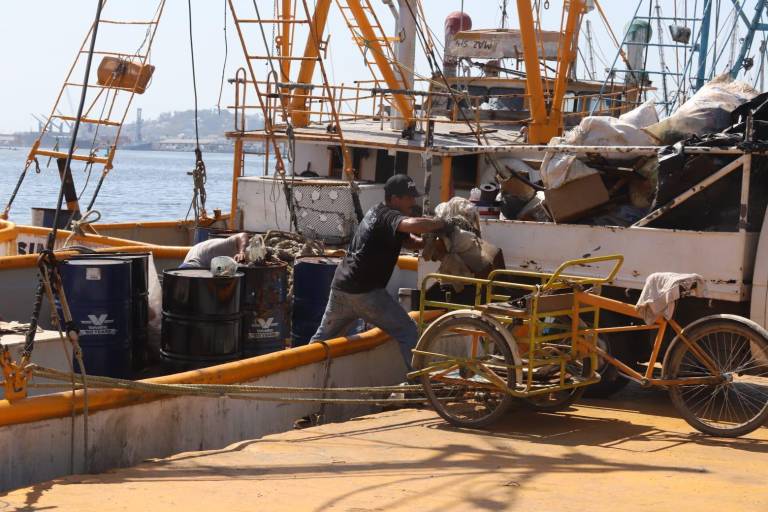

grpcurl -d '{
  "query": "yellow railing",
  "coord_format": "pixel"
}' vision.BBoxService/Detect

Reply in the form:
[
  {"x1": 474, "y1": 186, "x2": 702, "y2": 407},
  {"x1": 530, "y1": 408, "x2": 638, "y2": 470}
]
[{"x1": 230, "y1": 76, "x2": 644, "y2": 138}]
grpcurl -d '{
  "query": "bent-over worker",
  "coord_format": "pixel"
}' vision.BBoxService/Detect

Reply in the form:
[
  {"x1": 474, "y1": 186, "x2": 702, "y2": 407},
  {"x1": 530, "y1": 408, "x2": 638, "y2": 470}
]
[
  {"x1": 180, "y1": 232, "x2": 249, "y2": 269},
  {"x1": 310, "y1": 174, "x2": 447, "y2": 370}
]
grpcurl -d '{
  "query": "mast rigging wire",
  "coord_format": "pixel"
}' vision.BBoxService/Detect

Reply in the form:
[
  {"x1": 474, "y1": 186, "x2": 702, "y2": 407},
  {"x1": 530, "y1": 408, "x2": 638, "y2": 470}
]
[
  {"x1": 217, "y1": 0, "x2": 230, "y2": 113},
  {"x1": 186, "y1": 0, "x2": 208, "y2": 223},
  {"x1": 22, "y1": 0, "x2": 106, "y2": 376}
]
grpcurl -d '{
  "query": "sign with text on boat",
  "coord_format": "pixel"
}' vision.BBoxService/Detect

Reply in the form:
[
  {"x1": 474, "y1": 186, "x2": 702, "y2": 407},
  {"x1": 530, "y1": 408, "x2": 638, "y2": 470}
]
[{"x1": 447, "y1": 29, "x2": 561, "y2": 60}]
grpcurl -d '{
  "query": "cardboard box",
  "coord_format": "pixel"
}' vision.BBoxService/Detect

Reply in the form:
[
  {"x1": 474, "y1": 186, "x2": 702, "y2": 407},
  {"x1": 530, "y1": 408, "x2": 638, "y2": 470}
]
[{"x1": 544, "y1": 173, "x2": 609, "y2": 223}]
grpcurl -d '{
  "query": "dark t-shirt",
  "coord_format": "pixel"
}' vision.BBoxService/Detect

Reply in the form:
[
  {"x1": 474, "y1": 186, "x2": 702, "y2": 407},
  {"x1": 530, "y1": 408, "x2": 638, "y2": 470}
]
[{"x1": 332, "y1": 203, "x2": 408, "y2": 294}]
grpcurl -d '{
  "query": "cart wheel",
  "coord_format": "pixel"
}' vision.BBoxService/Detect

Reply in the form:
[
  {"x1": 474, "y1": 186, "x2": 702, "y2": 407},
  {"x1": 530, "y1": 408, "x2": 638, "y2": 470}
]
[
  {"x1": 523, "y1": 352, "x2": 592, "y2": 412},
  {"x1": 414, "y1": 312, "x2": 516, "y2": 429},
  {"x1": 663, "y1": 315, "x2": 768, "y2": 437}
]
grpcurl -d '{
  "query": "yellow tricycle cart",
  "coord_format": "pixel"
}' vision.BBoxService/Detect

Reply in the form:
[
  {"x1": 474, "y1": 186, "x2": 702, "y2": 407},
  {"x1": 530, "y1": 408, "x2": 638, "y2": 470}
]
[{"x1": 410, "y1": 255, "x2": 768, "y2": 437}]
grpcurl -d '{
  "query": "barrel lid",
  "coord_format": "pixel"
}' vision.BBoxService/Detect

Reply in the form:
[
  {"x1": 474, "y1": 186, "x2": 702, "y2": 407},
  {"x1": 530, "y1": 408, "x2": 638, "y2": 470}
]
[
  {"x1": 295, "y1": 256, "x2": 341, "y2": 266},
  {"x1": 238, "y1": 260, "x2": 288, "y2": 270},
  {"x1": 70, "y1": 253, "x2": 149, "y2": 261},
  {"x1": 63, "y1": 259, "x2": 130, "y2": 266},
  {"x1": 165, "y1": 268, "x2": 244, "y2": 278}
]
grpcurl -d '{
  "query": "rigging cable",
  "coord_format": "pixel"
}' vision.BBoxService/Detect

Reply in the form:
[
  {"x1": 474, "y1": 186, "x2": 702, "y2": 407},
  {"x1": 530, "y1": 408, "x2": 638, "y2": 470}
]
[
  {"x1": 1, "y1": 158, "x2": 38, "y2": 220},
  {"x1": 83, "y1": 1, "x2": 166, "y2": 219},
  {"x1": 401, "y1": 0, "x2": 506, "y2": 179},
  {"x1": 17, "y1": 0, "x2": 106, "y2": 474},
  {"x1": 186, "y1": 0, "x2": 208, "y2": 224},
  {"x1": 249, "y1": 0, "x2": 300, "y2": 230},
  {"x1": 23, "y1": 0, "x2": 107, "y2": 360},
  {"x1": 217, "y1": 0, "x2": 229, "y2": 113}
]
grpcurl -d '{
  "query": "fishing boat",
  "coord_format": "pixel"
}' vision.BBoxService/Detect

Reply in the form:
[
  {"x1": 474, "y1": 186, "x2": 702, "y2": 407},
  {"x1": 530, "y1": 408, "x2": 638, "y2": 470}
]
[{"x1": 2, "y1": 0, "x2": 768, "y2": 492}]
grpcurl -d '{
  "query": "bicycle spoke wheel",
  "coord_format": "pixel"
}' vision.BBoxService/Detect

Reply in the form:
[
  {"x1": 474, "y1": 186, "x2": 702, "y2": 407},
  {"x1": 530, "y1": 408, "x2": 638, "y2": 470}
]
[
  {"x1": 665, "y1": 315, "x2": 768, "y2": 437},
  {"x1": 413, "y1": 311, "x2": 516, "y2": 429}
]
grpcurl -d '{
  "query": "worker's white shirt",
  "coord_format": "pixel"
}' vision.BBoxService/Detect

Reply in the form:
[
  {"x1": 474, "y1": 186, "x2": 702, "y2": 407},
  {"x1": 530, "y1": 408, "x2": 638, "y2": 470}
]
[{"x1": 183, "y1": 235, "x2": 239, "y2": 268}]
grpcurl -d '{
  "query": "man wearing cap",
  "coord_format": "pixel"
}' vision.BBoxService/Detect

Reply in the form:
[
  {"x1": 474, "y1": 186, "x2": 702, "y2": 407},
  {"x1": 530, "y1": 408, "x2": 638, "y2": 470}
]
[{"x1": 310, "y1": 174, "x2": 447, "y2": 371}]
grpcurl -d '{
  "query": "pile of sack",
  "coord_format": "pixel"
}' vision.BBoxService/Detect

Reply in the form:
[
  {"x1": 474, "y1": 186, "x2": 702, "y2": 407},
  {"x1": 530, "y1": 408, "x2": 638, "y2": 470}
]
[{"x1": 499, "y1": 75, "x2": 759, "y2": 228}]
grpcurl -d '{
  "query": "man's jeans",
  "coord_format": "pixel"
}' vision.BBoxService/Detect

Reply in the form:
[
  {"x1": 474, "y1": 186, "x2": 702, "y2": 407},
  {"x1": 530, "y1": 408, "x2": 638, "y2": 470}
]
[{"x1": 310, "y1": 287, "x2": 418, "y2": 370}]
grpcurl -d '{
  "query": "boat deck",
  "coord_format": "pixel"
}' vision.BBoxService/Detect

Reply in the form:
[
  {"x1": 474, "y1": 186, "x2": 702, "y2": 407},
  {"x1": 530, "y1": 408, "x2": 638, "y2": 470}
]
[{"x1": 4, "y1": 385, "x2": 768, "y2": 511}]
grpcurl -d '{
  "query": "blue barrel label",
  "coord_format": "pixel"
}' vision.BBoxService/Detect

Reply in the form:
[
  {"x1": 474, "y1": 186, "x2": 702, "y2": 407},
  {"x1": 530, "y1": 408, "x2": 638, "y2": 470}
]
[
  {"x1": 80, "y1": 313, "x2": 118, "y2": 336},
  {"x1": 85, "y1": 267, "x2": 102, "y2": 281}
]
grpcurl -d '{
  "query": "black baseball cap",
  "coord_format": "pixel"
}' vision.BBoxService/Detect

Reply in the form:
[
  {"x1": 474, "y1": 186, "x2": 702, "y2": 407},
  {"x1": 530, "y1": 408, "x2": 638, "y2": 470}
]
[{"x1": 384, "y1": 174, "x2": 421, "y2": 197}]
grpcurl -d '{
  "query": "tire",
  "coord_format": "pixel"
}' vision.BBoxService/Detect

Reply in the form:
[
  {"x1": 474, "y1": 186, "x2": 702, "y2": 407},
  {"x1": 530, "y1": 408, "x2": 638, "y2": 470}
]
[
  {"x1": 414, "y1": 312, "x2": 516, "y2": 429},
  {"x1": 663, "y1": 315, "x2": 768, "y2": 437}
]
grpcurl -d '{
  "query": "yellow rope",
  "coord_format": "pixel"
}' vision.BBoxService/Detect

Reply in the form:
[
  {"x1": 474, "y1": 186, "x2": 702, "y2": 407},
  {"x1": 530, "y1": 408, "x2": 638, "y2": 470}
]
[{"x1": 30, "y1": 366, "x2": 427, "y2": 405}]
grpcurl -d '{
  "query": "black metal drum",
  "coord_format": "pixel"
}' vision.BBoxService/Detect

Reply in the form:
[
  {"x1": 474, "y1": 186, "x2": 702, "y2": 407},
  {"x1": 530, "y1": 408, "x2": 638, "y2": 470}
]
[{"x1": 161, "y1": 268, "x2": 243, "y2": 370}]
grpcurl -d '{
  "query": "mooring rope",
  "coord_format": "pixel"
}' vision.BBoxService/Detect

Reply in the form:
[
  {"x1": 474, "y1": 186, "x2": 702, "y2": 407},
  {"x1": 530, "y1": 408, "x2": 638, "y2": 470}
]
[{"x1": 30, "y1": 365, "x2": 427, "y2": 404}]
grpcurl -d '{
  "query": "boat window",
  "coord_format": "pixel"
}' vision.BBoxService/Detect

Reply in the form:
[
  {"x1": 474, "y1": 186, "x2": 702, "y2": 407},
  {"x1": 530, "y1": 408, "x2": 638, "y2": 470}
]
[
  {"x1": 329, "y1": 147, "x2": 365, "y2": 179},
  {"x1": 451, "y1": 154, "x2": 479, "y2": 190},
  {"x1": 486, "y1": 87, "x2": 525, "y2": 111},
  {"x1": 375, "y1": 149, "x2": 409, "y2": 183}
]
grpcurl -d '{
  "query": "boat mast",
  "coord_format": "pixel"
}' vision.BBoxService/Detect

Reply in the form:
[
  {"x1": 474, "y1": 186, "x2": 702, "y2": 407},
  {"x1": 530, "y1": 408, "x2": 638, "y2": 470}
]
[
  {"x1": 289, "y1": 0, "x2": 334, "y2": 128},
  {"x1": 654, "y1": 0, "x2": 670, "y2": 115},
  {"x1": 517, "y1": 0, "x2": 587, "y2": 143},
  {"x1": 695, "y1": 0, "x2": 713, "y2": 90},
  {"x1": 392, "y1": 0, "x2": 417, "y2": 131}
]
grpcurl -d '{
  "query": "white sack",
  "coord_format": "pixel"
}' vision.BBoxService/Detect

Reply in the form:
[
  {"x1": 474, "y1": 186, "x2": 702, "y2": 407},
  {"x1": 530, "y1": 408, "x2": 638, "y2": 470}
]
[
  {"x1": 618, "y1": 99, "x2": 659, "y2": 128},
  {"x1": 646, "y1": 74, "x2": 757, "y2": 144},
  {"x1": 541, "y1": 114, "x2": 658, "y2": 189},
  {"x1": 146, "y1": 253, "x2": 162, "y2": 358}
]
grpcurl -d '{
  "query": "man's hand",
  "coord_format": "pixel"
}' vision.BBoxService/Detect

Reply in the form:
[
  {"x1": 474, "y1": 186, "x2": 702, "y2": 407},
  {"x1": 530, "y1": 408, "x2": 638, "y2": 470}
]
[
  {"x1": 439, "y1": 218, "x2": 456, "y2": 237},
  {"x1": 234, "y1": 251, "x2": 247, "y2": 263}
]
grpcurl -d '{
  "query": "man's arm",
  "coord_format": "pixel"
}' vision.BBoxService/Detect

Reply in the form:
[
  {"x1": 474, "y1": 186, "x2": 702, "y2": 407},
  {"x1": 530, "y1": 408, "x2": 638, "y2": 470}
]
[
  {"x1": 233, "y1": 233, "x2": 249, "y2": 263},
  {"x1": 397, "y1": 217, "x2": 445, "y2": 235}
]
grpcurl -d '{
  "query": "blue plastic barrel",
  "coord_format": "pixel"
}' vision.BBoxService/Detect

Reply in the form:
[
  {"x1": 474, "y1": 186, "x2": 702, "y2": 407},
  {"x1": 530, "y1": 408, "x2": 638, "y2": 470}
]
[
  {"x1": 291, "y1": 257, "x2": 340, "y2": 346},
  {"x1": 70, "y1": 253, "x2": 150, "y2": 370},
  {"x1": 31, "y1": 207, "x2": 80, "y2": 229},
  {"x1": 192, "y1": 227, "x2": 212, "y2": 244},
  {"x1": 60, "y1": 259, "x2": 133, "y2": 378}
]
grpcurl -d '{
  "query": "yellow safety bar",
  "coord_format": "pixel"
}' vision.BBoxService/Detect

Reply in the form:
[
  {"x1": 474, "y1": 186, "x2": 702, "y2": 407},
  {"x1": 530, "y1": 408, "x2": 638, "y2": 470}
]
[
  {"x1": 417, "y1": 255, "x2": 624, "y2": 329},
  {"x1": 541, "y1": 254, "x2": 624, "y2": 290}
]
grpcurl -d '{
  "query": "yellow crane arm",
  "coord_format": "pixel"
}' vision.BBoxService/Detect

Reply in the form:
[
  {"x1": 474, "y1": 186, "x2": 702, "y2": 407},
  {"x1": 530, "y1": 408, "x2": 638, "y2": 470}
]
[
  {"x1": 516, "y1": 0, "x2": 586, "y2": 144},
  {"x1": 290, "y1": 0, "x2": 333, "y2": 127},
  {"x1": 550, "y1": 0, "x2": 587, "y2": 134}
]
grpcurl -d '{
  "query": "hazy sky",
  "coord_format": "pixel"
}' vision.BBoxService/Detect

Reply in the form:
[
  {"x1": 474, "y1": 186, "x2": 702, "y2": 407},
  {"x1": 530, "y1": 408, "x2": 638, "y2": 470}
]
[{"x1": 0, "y1": 1, "x2": 634, "y2": 133}]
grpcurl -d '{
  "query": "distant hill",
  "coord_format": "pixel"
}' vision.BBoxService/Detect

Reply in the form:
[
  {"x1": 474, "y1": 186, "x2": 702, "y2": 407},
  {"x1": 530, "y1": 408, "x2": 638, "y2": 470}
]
[
  {"x1": 11, "y1": 108, "x2": 265, "y2": 148},
  {"x1": 124, "y1": 108, "x2": 263, "y2": 142}
]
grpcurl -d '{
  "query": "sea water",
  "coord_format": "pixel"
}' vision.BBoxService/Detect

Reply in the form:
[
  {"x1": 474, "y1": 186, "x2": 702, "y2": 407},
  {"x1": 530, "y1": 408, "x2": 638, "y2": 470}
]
[{"x1": 0, "y1": 148, "x2": 265, "y2": 224}]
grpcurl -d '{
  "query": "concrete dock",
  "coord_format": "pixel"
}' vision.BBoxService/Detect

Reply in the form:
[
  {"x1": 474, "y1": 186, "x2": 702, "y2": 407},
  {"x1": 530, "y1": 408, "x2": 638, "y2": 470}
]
[{"x1": 3, "y1": 385, "x2": 767, "y2": 511}]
